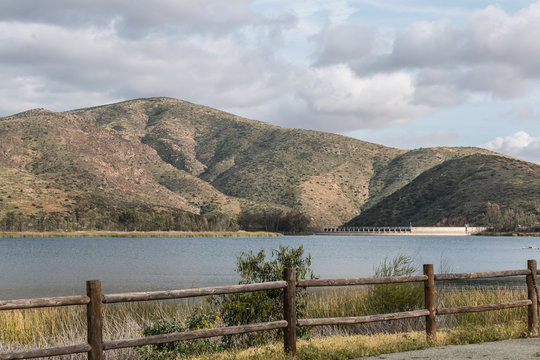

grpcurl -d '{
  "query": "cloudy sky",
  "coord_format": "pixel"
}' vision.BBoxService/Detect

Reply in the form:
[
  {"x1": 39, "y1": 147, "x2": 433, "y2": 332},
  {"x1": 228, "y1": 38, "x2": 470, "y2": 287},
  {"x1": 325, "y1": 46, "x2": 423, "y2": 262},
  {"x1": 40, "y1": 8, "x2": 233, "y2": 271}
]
[{"x1": 1, "y1": 1, "x2": 539, "y2": 163}]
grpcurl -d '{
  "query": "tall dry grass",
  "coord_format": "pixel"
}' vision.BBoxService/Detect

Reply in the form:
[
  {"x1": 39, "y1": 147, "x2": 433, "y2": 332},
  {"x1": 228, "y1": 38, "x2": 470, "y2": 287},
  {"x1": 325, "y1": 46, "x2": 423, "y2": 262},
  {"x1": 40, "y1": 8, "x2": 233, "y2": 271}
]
[
  {"x1": 0, "y1": 301, "x2": 200, "y2": 360},
  {"x1": 0, "y1": 285, "x2": 531, "y2": 359}
]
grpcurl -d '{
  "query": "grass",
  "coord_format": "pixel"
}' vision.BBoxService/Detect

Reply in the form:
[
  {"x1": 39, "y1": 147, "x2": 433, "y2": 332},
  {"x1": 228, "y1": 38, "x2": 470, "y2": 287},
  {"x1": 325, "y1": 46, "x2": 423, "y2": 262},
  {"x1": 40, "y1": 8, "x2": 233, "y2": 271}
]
[
  {"x1": 0, "y1": 231, "x2": 282, "y2": 238},
  {"x1": 0, "y1": 286, "x2": 532, "y2": 360}
]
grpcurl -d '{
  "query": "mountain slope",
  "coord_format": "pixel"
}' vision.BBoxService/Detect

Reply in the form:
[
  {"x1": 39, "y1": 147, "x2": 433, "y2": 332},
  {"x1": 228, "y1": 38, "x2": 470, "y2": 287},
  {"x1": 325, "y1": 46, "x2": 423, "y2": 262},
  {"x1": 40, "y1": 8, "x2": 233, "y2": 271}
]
[
  {"x1": 0, "y1": 97, "x2": 522, "y2": 229},
  {"x1": 0, "y1": 106, "x2": 240, "y2": 220},
  {"x1": 344, "y1": 154, "x2": 540, "y2": 227},
  {"x1": 363, "y1": 147, "x2": 495, "y2": 211},
  {"x1": 68, "y1": 98, "x2": 408, "y2": 225}
]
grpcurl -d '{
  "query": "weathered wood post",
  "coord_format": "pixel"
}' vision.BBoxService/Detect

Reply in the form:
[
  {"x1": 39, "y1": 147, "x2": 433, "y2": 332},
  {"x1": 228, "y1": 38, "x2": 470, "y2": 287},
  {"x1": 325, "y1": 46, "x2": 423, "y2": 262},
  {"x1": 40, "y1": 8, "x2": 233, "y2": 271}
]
[
  {"x1": 527, "y1": 260, "x2": 538, "y2": 336},
  {"x1": 87, "y1": 280, "x2": 104, "y2": 360},
  {"x1": 283, "y1": 268, "x2": 297, "y2": 357},
  {"x1": 423, "y1": 264, "x2": 436, "y2": 342}
]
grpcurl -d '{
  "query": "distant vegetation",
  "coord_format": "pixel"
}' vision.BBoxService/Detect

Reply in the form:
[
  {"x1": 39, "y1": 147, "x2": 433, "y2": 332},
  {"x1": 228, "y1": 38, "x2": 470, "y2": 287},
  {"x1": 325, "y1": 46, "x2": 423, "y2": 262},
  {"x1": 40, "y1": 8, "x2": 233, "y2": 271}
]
[
  {"x1": 0, "y1": 194, "x2": 312, "y2": 234},
  {"x1": 485, "y1": 201, "x2": 540, "y2": 233},
  {"x1": 0, "y1": 195, "x2": 239, "y2": 233},
  {"x1": 237, "y1": 208, "x2": 311, "y2": 233}
]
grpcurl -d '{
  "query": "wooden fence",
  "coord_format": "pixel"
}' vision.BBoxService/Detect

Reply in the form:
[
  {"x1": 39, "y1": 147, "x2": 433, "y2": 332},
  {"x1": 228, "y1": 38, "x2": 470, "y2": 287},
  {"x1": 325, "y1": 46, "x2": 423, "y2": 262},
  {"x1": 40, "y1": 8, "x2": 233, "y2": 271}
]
[{"x1": 0, "y1": 260, "x2": 538, "y2": 359}]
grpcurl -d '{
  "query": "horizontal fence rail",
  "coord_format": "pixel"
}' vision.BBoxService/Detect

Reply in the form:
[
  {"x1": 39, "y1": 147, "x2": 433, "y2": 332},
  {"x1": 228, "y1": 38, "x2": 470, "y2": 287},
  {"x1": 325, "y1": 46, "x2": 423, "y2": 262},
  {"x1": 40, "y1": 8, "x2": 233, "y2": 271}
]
[
  {"x1": 0, "y1": 295, "x2": 90, "y2": 310},
  {"x1": 435, "y1": 269, "x2": 531, "y2": 281},
  {"x1": 0, "y1": 260, "x2": 537, "y2": 359},
  {"x1": 103, "y1": 281, "x2": 287, "y2": 303},
  {"x1": 297, "y1": 309, "x2": 430, "y2": 327},
  {"x1": 297, "y1": 275, "x2": 428, "y2": 287},
  {"x1": 0, "y1": 344, "x2": 91, "y2": 360},
  {"x1": 103, "y1": 321, "x2": 288, "y2": 350},
  {"x1": 436, "y1": 300, "x2": 532, "y2": 315}
]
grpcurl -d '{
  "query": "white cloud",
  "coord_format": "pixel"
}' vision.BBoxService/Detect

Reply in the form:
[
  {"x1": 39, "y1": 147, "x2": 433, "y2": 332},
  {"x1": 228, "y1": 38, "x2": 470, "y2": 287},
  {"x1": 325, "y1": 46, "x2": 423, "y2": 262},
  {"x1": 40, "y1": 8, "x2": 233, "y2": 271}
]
[
  {"x1": 483, "y1": 131, "x2": 540, "y2": 163},
  {"x1": 313, "y1": 1, "x2": 540, "y2": 102},
  {"x1": 294, "y1": 65, "x2": 430, "y2": 130}
]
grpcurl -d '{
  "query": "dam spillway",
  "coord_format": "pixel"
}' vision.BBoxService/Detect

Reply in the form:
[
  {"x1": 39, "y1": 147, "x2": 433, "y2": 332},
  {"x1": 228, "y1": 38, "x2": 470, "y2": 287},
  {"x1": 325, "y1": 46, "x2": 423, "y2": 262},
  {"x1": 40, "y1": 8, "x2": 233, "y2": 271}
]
[{"x1": 320, "y1": 226, "x2": 487, "y2": 236}]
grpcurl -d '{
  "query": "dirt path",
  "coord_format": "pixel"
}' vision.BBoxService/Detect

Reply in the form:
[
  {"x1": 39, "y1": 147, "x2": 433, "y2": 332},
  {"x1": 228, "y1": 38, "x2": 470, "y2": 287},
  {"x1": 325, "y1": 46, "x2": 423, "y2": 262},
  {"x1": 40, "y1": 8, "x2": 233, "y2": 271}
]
[{"x1": 360, "y1": 338, "x2": 540, "y2": 359}]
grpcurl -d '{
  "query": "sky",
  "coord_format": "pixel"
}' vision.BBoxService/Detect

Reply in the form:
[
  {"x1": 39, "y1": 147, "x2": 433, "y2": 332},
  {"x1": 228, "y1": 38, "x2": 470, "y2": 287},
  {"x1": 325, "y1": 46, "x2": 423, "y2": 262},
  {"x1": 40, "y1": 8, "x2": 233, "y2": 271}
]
[{"x1": 0, "y1": 1, "x2": 539, "y2": 163}]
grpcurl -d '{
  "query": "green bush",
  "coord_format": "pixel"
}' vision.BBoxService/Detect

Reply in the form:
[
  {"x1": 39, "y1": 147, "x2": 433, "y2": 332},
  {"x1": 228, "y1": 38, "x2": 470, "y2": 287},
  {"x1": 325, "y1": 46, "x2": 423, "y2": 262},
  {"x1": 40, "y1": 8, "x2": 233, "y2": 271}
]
[
  {"x1": 138, "y1": 307, "x2": 223, "y2": 359},
  {"x1": 366, "y1": 255, "x2": 423, "y2": 314},
  {"x1": 212, "y1": 245, "x2": 315, "y2": 347},
  {"x1": 138, "y1": 245, "x2": 315, "y2": 356}
]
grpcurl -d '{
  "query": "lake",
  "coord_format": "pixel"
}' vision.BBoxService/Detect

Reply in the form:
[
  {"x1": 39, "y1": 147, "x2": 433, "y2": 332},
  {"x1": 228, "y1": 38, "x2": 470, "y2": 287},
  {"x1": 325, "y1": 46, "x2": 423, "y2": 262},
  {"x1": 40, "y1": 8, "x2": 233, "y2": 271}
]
[{"x1": 1, "y1": 235, "x2": 540, "y2": 300}]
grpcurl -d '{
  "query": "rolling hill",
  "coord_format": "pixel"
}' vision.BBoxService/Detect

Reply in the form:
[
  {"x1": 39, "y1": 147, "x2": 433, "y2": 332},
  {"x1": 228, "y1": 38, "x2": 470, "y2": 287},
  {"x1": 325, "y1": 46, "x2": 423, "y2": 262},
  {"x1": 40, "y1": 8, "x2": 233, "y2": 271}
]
[
  {"x1": 0, "y1": 97, "x2": 536, "y2": 230},
  {"x1": 344, "y1": 154, "x2": 540, "y2": 227}
]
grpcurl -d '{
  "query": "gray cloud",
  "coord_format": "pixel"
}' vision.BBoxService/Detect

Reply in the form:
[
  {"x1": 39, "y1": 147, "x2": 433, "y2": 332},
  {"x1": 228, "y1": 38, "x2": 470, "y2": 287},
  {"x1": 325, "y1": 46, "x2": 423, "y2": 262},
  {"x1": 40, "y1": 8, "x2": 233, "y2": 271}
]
[
  {"x1": 0, "y1": 0, "x2": 263, "y2": 38},
  {"x1": 0, "y1": 21, "x2": 291, "y2": 114},
  {"x1": 498, "y1": 105, "x2": 540, "y2": 121},
  {"x1": 312, "y1": 24, "x2": 379, "y2": 67}
]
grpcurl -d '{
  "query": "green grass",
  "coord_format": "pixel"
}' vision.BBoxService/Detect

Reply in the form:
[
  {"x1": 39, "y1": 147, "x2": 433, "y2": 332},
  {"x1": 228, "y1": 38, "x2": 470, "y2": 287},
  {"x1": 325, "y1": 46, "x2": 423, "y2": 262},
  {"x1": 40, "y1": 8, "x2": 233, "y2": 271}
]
[{"x1": 0, "y1": 231, "x2": 282, "y2": 238}]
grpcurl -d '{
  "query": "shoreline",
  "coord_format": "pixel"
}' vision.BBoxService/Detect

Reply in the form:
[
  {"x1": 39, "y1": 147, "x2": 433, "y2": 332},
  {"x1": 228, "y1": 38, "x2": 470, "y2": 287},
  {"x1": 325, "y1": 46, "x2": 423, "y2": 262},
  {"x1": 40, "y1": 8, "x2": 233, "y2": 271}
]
[
  {"x1": 0, "y1": 230, "x2": 282, "y2": 238},
  {"x1": 476, "y1": 231, "x2": 540, "y2": 237}
]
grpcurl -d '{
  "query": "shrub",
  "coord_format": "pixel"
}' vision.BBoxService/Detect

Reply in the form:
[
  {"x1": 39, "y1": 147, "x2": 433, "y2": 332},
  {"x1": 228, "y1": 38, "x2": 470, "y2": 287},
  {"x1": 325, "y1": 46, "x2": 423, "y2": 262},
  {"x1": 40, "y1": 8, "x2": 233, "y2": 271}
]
[
  {"x1": 212, "y1": 245, "x2": 315, "y2": 347},
  {"x1": 138, "y1": 307, "x2": 223, "y2": 359},
  {"x1": 366, "y1": 255, "x2": 423, "y2": 315}
]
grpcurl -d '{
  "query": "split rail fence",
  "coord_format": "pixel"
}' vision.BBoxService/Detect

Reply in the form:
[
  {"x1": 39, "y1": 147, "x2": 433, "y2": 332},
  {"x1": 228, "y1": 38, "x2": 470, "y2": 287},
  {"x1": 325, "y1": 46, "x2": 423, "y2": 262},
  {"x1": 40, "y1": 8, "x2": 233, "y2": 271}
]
[{"x1": 0, "y1": 260, "x2": 538, "y2": 359}]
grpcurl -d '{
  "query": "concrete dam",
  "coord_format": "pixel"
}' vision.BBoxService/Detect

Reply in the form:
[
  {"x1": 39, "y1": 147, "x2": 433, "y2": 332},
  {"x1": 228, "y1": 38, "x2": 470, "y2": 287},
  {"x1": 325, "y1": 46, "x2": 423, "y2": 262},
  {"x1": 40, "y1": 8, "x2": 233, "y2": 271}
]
[{"x1": 320, "y1": 226, "x2": 487, "y2": 236}]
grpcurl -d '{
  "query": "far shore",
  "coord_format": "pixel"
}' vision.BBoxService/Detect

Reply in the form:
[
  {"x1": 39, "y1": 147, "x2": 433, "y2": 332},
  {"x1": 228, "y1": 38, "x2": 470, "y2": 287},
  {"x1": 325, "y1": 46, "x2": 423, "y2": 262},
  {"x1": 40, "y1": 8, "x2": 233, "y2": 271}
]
[
  {"x1": 476, "y1": 231, "x2": 540, "y2": 237},
  {"x1": 0, "y1": 230, "x2": 282, "y2": 238}
]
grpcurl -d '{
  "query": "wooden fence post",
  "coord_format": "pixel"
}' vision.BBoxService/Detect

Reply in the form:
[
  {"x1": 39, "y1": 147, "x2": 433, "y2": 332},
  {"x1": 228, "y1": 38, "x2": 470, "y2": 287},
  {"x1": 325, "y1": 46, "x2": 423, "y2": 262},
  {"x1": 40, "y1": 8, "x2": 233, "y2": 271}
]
[
  {"x1": 87, "y1": 280, "x2": 104, "y2": 360},
  {"x1": 283, "y1": 268, "x2": 297, "y2": 357},
  {"x1": 527, "y1": 260, "x2": 538, "y2": 336},
  {"x1": 423, "y1": 264, "x2": 436, "y2": 342}
]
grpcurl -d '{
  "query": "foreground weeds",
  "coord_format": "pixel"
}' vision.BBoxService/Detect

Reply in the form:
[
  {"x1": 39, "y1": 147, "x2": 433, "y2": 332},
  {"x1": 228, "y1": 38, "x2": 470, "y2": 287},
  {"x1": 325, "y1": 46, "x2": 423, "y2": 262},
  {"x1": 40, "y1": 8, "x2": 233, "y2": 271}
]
[{"x1": 0, "y1": 286, "x2": 532, "y2": 360}]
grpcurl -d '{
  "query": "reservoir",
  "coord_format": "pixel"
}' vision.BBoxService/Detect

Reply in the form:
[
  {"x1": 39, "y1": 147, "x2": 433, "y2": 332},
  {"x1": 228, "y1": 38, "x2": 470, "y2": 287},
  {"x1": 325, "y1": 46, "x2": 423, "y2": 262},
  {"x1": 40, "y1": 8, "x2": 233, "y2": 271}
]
[{"x1": 1, "y1": 235, "x2": 540, "y2": 299}]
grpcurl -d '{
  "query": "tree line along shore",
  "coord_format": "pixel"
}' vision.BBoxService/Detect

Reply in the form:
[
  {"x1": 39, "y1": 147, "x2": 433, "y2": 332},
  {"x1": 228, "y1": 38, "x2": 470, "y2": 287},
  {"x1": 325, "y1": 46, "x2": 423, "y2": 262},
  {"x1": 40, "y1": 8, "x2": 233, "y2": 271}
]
[{"x1": 0, "y1": 230, "x2": 282, "y2": 238}]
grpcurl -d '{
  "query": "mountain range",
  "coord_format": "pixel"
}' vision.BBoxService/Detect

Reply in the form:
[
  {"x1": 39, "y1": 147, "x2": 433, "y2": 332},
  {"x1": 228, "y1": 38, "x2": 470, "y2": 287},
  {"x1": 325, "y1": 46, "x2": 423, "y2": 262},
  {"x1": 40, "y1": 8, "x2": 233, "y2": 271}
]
[{"x1": 0, "y1": 97, "x2": 538, "y2": 229}]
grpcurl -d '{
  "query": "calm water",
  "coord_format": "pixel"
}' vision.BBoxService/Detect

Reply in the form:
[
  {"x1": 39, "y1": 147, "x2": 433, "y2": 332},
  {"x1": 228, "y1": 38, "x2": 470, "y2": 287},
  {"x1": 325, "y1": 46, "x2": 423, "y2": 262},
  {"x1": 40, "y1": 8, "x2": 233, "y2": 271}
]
[{"x1": 1, "y1": 235, "x2": 540, "y2": 299}]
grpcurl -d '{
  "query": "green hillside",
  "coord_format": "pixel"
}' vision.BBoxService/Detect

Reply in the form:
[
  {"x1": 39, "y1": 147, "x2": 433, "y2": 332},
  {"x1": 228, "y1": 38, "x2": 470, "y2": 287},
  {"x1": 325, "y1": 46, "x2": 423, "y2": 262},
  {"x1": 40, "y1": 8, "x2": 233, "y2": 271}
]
[
  {"x1": 344, "y1": 154, "x2": 540, "y2": 227},
  {"x1": 363, "y1": 147, "x2": 494, "y2": 210},
  {"x1": 69, "y1": 98, "x2": 407, "y2": 225},
  {"x1": 0, "y1": 97, "x2": 529, "y2": 231}
]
